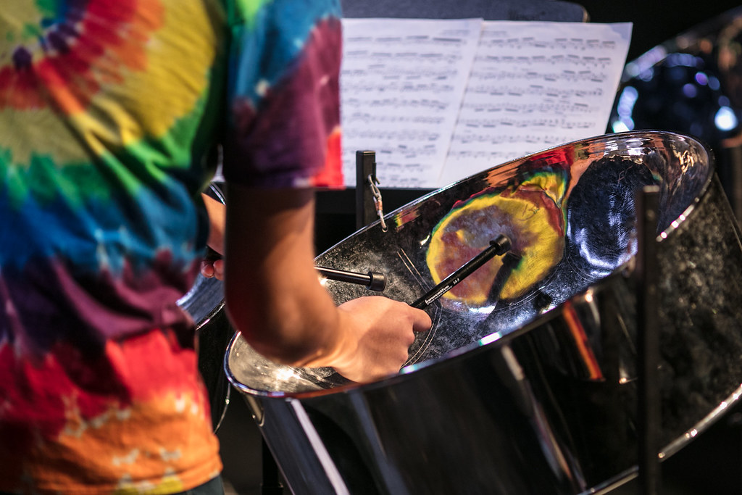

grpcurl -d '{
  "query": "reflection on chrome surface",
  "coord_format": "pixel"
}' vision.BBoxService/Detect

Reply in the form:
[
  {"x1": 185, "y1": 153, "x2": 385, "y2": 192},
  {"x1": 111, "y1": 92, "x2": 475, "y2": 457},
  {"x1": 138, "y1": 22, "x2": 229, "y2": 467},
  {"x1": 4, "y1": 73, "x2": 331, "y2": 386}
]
[{"x1": 609, "y1": 5, "x2": 742, "y2": 219}]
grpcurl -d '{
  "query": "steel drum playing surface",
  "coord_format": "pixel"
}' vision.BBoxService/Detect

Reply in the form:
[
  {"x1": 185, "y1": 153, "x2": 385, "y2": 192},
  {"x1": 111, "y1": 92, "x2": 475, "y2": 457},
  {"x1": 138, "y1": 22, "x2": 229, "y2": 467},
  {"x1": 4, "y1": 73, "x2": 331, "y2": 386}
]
[{"x1": 226, "y1": 131, "x2": 742, "y2": 494}]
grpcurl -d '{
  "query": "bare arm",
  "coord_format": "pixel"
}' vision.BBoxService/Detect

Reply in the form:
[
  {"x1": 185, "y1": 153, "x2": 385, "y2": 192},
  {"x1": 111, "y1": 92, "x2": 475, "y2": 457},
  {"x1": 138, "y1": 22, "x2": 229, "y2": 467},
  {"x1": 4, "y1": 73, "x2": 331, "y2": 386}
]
[{"x1": 222, "y1": 183, "x2": 431, "y2": 382}]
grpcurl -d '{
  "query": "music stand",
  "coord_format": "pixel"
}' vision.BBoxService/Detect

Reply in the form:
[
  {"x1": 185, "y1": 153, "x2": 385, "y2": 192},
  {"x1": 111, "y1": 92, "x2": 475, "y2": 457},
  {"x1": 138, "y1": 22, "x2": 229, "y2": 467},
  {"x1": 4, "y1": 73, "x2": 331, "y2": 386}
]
[{"x1": 315, "y1": 0, "x2": 588, "y2": 250}]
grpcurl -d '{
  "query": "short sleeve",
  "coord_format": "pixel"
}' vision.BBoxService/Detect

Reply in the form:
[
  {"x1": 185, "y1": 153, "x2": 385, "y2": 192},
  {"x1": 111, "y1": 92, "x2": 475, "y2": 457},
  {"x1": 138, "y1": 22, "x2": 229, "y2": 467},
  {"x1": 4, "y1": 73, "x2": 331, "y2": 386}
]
[{"x1": 222, "y1": 0, "x2": 343, "y2": 189}]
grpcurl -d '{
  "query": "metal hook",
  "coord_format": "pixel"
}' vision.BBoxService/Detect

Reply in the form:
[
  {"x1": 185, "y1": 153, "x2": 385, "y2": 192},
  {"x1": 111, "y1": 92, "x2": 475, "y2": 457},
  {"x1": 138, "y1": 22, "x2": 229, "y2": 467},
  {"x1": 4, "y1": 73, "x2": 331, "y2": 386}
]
[{"x1": 367, "y1": 174, "x2": 388, "y2": 232}]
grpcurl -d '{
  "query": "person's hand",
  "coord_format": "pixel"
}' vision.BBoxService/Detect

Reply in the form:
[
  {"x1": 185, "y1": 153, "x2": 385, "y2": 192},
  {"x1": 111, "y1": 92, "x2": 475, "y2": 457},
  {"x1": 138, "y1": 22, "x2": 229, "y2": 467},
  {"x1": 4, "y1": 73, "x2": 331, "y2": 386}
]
[
  {"x1": 201, "y1": 257, "x2": 224, "y2": 280},
  {"x1": 222, "y1": 186, "x2": 430, "y2": 384},
  {"x1": 328, "y1": 296, "x2": 432, "y2": 383}
]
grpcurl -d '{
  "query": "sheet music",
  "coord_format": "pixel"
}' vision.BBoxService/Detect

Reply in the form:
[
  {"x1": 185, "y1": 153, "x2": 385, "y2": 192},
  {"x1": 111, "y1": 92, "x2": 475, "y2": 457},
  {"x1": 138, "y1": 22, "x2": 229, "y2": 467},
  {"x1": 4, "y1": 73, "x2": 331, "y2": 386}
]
[
  {"x1": 340, "y1": 18, "x2": 482, "y2": 188},
  {"x1": 439, "y1": 21, "x2": 633, "y2": 187},
  {"x1": 340, "y1": 19, "x2": 632, "y2": 189}
]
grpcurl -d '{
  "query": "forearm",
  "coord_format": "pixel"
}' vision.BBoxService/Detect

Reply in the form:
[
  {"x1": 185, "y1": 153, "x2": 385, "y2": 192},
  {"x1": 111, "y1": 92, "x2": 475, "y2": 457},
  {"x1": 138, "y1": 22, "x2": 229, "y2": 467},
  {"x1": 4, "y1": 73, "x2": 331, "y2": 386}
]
[
  {"x1": 223, "y1": 185, "x2": 347, "y2": 366},
  {"x1": 222, "y1": 183, "x2": 432, "y2": 382}
]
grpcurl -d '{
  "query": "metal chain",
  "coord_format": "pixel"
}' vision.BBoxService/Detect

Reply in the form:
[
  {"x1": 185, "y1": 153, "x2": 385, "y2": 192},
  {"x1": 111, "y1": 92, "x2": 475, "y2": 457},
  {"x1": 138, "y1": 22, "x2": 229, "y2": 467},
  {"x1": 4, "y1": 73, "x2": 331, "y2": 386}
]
[{"x1": 367, "y1": 174, "x2": 388, "y2": 232}]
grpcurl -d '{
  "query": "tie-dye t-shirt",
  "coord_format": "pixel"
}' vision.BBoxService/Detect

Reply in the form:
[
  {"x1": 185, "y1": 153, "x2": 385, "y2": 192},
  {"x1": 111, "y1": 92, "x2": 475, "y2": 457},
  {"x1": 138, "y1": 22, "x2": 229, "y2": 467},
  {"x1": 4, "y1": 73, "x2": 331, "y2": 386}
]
[{"x1": 0, "y1": 0, "x2": 342, "y2": 493}]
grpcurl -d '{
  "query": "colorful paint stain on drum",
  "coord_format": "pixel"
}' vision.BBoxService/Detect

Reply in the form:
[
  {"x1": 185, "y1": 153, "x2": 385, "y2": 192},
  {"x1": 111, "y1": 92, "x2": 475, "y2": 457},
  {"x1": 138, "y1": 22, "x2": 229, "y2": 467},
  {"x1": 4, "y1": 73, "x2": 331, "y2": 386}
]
[{"x1": 426, "y1": 171, "x2": 567, "y2": 305}]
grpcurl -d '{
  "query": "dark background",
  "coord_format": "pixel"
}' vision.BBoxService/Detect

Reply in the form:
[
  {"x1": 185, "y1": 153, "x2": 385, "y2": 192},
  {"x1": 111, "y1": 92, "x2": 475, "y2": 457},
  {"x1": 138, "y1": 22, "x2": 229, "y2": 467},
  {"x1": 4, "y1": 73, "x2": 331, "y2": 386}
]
[
  {"x1": 218, "y1": 2, "x2": 742, "y2": 494},
  {"x1": 579, "y1": 0, "x2": 742, "y2": 62}
]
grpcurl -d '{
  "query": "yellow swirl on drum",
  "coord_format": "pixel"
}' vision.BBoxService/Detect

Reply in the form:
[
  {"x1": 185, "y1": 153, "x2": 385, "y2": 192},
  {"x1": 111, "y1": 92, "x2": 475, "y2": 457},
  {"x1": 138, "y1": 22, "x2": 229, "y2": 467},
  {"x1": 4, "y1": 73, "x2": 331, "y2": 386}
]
[{"x1": 426, "y1": 171, "x2": 567, "y2": 305}]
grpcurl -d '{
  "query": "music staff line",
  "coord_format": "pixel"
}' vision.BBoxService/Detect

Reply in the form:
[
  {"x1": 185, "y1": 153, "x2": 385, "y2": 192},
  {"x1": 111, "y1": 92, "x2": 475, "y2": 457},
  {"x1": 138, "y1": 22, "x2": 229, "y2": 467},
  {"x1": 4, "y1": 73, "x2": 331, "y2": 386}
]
[
  {"x1": 459, "y1": 101, "x2": 595, "y2": 114},
  {"x1": 471, "y1": 69, "x2": 608, "y2": 83},
  {"x1": 344, "y1": 122, "x2": 595, "y2": 144},
  {"x1": 450, "y1": 131, "x2": 584, "y2": 145},
  {"x1": 344, "y1": 51, "x2": 465, "y2": 64},
  {"x1": 446, "y1": 149, "x2": 537, "y2": 160},
  {"x1": 478, "y1": 37, "x2": 619, "y2": 51},
  {"x1": 346, "y1": 34, "x2": 621, "y2": 51},
  {"x1": 475, "y1": 54, "x2": 615, "y2": 68},
  {"x1": 343, "y1": 113, "x2": 446, "y2": 125},
  {"x1": 341, "y1": 81, "x2": 455, "y2": 94},
  {"x1": 453, "y1": 117, "x2": 595, "y2": 130},
  {"x1": 342, "y1": 97, "x2": 452, "y2": 111},
  {"x1": 342, "y1": 69, "x2": 608, "y2": 85},
  {"x1": 341, "y1": 83, "x2": 606, "y2": 106},
  {"x1": 341, "y1": 67, "x2": 460, "y2": 79},
  {"x1": 341, "y1": 164, "x2": 431, "y2": 188},
  {"x1": 344, "y1": 128, "x2": 443, "y2": 141},
  {"x1": 465, "y1": 84, "x2": 603, "y2": 99},
  {"x1": 345, "y1": 35, "x2": 469, "y2": 47},
  {"x1": 342, "y1": 143, "x2": 439, "y2": 159},
  {"x1": 344, "y1": 54, "x2": 613, "y2": 71}
]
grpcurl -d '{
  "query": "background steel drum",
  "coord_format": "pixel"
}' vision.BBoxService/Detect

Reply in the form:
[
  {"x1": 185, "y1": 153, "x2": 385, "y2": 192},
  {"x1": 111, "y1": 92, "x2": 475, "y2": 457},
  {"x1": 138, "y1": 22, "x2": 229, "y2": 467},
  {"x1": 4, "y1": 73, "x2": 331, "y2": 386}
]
[
  {"x1": 608, "y1": 5, "x2": 742, "y2": 222},
  {"x1": 226, "y1": 131, "x2": 742, "y2": 494},
  {"x1": 177, "y1": 182, "x2": 233, "y2": 433}
]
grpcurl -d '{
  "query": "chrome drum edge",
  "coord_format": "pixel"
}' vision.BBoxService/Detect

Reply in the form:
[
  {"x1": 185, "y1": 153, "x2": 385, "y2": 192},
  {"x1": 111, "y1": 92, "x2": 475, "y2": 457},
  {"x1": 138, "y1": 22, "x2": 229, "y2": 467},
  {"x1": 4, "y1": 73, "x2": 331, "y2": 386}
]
[
  {"x1": 226, "y1": 131, "x2": 742, "y2": 494},
  {"x1": 178, "y1": 182, "x2": 233, "y2": 433}
]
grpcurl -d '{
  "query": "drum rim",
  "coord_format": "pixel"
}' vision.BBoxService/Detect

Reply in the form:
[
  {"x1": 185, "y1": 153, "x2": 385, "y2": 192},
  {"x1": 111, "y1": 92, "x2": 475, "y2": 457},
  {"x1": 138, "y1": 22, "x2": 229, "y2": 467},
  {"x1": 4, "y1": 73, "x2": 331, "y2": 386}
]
[
  {"x1": 226, "y1": 130, "x2": 716, "y2": 399},
  {"x1": 225, "y1": 268, "x2": 624, "y2": 400}
]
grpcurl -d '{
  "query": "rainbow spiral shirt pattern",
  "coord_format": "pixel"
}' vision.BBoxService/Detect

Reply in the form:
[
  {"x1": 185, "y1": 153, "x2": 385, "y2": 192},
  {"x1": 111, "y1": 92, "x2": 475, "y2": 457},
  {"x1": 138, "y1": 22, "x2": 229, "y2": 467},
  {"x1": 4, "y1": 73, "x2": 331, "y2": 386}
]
[{"x1": 0, "y1": 0, "x2": 342, "y2": 492}]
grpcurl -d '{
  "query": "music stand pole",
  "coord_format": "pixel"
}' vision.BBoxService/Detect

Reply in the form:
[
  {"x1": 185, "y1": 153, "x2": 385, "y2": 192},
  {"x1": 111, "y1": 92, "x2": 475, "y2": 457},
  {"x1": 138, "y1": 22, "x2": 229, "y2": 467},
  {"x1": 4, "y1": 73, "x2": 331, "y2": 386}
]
[
  {"x1": 356, "y1": 150, "x2": 378, "y2": 229},
  {"x1": 261, "y1": 437, "x2": 284, "y2": 495},
  {"x1": 636, "y1": 185, "x2": 662, "y2": 494}
]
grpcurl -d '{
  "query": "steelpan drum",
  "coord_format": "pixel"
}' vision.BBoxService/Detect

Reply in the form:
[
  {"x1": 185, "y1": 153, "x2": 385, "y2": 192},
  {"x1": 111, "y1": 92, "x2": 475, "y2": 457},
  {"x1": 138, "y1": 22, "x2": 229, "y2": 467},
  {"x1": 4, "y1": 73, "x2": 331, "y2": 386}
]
[
  {"x1": 608, "y1": 5, "x2": 742, "y2": 220},
  {"x1": 177, "y1": 182, "x2": 233, "y2": 432},
  {"x1": 226, "y1": 131, "x2": 742, "y2": 494}
]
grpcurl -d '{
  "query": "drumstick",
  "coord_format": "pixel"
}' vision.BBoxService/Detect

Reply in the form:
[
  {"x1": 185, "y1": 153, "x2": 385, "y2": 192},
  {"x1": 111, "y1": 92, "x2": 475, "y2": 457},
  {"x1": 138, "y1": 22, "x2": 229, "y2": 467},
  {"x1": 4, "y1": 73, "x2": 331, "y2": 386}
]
[
  {"x1": 412, "y1": 234, "x2": 512, "y2": 309},
  {"x1": 316, "y1": 266, "x2": 387, "y2": 291}
]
